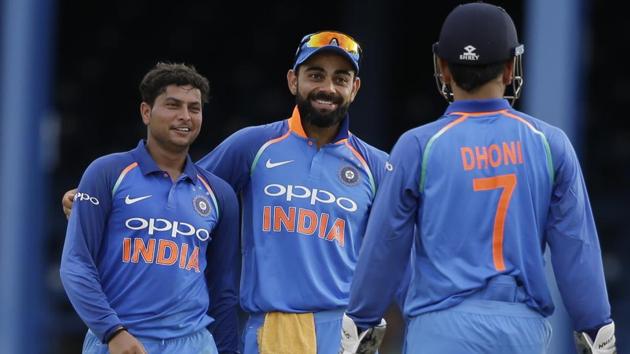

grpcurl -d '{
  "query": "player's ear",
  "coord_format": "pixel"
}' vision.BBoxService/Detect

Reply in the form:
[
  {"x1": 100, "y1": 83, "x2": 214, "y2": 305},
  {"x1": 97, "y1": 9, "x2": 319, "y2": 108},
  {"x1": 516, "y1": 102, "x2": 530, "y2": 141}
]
[
  {"x1": 140, "y1": 102, "x2": 151, "y2": 125},
  {"x1": 439, "y1": 58, "x2": 453, "y2": 85},
  {"x1": 502, "y1": 60, "x2": 515, "y2": 85},
  {"x1": 350, "y1": 75, "x2": 361, "y2": 102},
  {"x1": 287, "y1": 69, "x2": 298, "y2": 95}
]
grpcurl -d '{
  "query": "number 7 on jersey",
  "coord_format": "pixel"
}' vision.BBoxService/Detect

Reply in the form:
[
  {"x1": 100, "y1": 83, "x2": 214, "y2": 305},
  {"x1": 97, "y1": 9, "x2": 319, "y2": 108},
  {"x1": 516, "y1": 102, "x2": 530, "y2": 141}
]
[{"x1": 472, "y1": 174, "x2": 517, "y2": 272}]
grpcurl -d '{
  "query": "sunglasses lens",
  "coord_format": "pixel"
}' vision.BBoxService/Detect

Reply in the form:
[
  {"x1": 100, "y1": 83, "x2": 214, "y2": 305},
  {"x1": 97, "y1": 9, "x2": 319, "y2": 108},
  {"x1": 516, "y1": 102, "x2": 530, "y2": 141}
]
[{"x1": 304, "y1": 31, "x2": 361, "y2": 55}]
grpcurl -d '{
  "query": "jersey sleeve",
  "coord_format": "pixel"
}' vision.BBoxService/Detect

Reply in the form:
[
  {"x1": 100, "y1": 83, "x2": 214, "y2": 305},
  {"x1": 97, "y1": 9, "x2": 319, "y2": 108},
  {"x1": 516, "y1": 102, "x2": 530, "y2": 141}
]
[
  {"x1": 197, "y1": 125, "x2": 278, "y2": 193},
  {"x1": 59, "y1": 156, "x2": 123, "y2": 342},
  {"x1": 545, "y1": 128, "x2": 612, "y2": 332},
  {"x1": 204, "y1": 174, "x2": 241, "y2": 354},
  {"x1": 346, "y1": 131, "x2": 422, "y2": 328},
  {"x1": 393, "y1": 227, "x2": 416, "y2": 314}
]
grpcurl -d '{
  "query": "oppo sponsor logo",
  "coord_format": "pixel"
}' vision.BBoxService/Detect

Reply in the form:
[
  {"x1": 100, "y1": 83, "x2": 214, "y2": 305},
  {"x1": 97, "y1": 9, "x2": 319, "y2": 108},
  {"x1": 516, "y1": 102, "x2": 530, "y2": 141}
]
[
  {"x1": 263, "y1": 184, "x2": 357, "y2": 212},
  {"x1": 125, "y1": 217, "x2": 210, "y2": 242},
  {"x1": 74, "y1": 192, "x2": 100, "y2": 205}
]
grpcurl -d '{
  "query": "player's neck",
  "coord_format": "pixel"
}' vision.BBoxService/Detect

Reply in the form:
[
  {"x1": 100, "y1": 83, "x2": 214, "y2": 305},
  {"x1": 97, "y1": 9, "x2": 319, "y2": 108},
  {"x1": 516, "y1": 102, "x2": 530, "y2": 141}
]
[
  {"x1": 302, "y1": 122, "x2": 340, "y2": 148},
  {"x1": 452, "y1": 81, "x2": 505, "y2": 101},
  {"x1": 145, "y1": 140, "x2": 188, "y2": 181}
]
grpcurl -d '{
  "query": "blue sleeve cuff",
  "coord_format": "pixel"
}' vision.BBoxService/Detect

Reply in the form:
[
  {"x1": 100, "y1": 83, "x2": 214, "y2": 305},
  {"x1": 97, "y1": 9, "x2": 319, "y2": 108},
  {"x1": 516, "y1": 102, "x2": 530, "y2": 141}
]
[{"x1": 99, "y1": 323, "x2": 124, "y2": 343}]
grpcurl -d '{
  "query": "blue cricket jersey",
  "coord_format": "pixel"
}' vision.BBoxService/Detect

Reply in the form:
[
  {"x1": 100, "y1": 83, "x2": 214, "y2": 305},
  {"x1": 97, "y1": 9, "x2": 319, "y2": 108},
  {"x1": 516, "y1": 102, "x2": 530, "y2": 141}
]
[
  {"x1": 60, "y1": 141, "x2": 240, "y2": 352},
  {"x1": 347, "y1": 99, "x2": 612, "y2": 333},
  {"x1": 197, "y1": 107, "x2": 388, "y2": 314}
]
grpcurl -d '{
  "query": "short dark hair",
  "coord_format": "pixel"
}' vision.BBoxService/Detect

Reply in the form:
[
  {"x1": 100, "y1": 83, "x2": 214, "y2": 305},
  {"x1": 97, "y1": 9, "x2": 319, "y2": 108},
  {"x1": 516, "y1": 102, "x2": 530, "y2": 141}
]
[
  {"x1": 447, "y1": 61, "x2": 505, "y2": 92},
  {"x1": 139, "y1": 62, "x2": 210, "y2": 106}
]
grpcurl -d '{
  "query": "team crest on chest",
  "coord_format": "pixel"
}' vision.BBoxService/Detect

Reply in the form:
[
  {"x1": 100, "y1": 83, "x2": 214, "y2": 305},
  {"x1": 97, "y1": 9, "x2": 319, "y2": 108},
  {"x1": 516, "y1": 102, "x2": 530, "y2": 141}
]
[
  {"x1": 193, "y1": 195, "x2": 212, "y2": 217},
  {"x1": 339, "y1": 165, "x2": 360, "y2": 186}
]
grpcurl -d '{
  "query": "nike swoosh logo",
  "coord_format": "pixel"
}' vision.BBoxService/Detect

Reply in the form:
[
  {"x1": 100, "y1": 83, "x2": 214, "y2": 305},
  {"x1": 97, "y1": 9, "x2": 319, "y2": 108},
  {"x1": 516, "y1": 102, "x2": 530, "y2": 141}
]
[
  {"x1": 265, "y1": 159, "x2": 294, "y2": 169},
  {"x1": 125, "y1": 195, "x2": 152, "y2": 204}
]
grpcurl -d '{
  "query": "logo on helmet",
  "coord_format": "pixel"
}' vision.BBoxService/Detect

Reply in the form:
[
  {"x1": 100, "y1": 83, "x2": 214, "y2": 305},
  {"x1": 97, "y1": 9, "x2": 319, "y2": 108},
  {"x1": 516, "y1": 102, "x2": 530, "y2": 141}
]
[{"x1": 459, "y1": 45, "x2": 479, "y2": 61}]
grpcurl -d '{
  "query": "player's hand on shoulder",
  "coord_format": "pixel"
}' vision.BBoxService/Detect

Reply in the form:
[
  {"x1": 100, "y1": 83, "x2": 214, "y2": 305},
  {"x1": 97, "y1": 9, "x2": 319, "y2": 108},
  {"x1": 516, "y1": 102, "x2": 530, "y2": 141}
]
[
  {"x1": 108, "y1": 329, "x2": 148, "y2": 354},
  {"x1": 62, "y1": 188, "x2": 77, "y2": 219}
]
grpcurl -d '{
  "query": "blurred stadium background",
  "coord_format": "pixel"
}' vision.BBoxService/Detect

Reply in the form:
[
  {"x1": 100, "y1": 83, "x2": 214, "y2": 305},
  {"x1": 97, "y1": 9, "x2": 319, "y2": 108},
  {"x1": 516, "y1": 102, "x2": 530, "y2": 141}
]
[{"x1": 1, "y1": 0, "x2": 627, "y2": 353}]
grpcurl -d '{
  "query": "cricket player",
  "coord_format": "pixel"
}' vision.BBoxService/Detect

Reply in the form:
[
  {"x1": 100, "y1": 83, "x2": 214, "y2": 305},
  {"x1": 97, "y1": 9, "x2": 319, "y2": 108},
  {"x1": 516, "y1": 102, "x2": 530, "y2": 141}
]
[
  {"x1": 342, "y1": 3, "x2": 617, "y2": 354},
  {"x1": 60, "y1": 63, "x2": 240, "y2": 354},
  {"x1": 196, "y1": 30, "x2": 392, "y2": 354}
]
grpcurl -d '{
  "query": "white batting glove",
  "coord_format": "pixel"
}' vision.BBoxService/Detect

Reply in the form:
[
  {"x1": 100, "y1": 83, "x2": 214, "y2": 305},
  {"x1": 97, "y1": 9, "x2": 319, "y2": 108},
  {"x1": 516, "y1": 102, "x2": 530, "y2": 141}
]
[
  {"x1": 575, "y1": 321, "x2": 617, "y2": 354},
  {"x1": 339, "y1": 313, "x2": 387, "y2": 354}
]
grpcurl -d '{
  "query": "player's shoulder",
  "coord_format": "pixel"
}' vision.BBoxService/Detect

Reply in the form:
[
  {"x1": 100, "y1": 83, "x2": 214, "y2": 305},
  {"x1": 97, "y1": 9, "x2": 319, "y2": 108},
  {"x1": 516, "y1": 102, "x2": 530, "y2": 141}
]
[
  {"x1": 83, "y1": 148, "x2": 137, "y2": 176},
  {"x1": 396, "y1": 116, "x2": 453, "y2": 148},
  {"x1": 77, "y1": 147, "x2": 139, "y2": 191},
  {"x1": 346, "y1": 134, "x2": 390, "y2": 186},
  {"x1": 224, "y1": 119, "x2": 288, "y2": 146},
  {"x1": 347, "y1": 134, "x2": 389, "y2": 162},
  {"x1": 506, "y1": 108, "x2": 570, "y2": 143}
]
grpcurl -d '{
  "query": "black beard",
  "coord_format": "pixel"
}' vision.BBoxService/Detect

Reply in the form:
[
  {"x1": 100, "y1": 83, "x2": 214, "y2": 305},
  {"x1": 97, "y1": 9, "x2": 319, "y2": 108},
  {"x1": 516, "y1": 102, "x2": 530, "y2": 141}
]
[{"x1": 296, "y1": 91, "x2": 350, "y2": 128}]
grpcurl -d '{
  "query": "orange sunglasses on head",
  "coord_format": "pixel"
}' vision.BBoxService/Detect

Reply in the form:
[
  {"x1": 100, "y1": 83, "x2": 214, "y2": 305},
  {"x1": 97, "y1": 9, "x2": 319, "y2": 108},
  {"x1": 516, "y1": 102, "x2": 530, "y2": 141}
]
[{"x1": 299, "y1": 31, "x2": 362, "y2": 56}]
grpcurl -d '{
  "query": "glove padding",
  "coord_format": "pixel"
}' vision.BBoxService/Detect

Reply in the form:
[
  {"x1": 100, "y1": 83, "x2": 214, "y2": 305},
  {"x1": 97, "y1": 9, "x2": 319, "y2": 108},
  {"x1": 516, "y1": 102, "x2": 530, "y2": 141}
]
[
  {"x1": 575, "y1": 321, "x2": 617, "y2": 354},
  {"x1": 339, "y1": 313, "x2": 386, "y2": 354}
]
